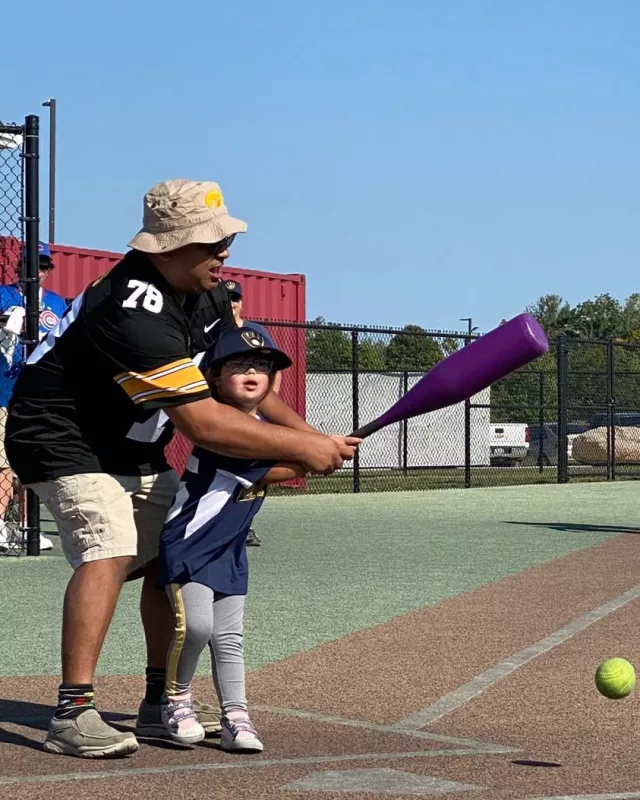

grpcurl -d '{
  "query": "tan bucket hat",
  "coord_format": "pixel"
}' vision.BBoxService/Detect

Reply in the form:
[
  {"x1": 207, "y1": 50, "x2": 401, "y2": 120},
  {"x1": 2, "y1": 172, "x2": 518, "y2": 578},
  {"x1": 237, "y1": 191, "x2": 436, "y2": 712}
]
[{"x1": 128, "y1": 179, "x2": 247, "y2": 253}]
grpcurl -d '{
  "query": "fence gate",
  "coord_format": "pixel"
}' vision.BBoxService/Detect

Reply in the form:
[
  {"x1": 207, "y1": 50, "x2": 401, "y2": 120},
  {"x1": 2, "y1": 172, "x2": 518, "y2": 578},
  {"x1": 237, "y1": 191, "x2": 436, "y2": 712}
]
[{"x1": 0, "y1": 115, "x2": 41, "y2": 555}]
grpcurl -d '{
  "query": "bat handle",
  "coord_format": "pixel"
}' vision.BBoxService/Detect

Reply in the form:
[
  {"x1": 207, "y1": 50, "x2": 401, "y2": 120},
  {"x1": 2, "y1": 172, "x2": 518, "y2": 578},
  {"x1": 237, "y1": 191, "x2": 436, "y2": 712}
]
[{"x1": 349, "y1": 419, "x2": 383, "y2": 439}]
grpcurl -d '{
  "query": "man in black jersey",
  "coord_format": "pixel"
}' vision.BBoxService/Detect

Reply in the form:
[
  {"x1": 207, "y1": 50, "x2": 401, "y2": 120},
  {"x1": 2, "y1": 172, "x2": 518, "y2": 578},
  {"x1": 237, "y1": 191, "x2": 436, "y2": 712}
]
[{"x1": 7, "y1": 179, "x2": 358, "y2": 758}]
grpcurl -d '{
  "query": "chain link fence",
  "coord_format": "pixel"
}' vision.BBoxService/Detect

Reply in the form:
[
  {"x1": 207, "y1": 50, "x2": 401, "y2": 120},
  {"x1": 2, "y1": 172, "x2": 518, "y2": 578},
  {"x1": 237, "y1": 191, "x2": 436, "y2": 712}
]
[
  {"x1": 229, "y1": 320, "x2": 640, "y2": 495},
  {"x1": 0, "y1": 121, "x2": 27, "y2": 553}
]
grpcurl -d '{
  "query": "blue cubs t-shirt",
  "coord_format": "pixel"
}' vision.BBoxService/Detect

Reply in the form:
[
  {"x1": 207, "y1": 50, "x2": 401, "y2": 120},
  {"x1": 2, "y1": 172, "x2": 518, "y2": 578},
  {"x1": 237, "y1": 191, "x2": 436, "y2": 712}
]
[
  {"x1": 0, "y1": 285, "x2": 67, "y2": 407},
  {"x1": 159, "y1": 444, "x2": 274, "y2": 596}
]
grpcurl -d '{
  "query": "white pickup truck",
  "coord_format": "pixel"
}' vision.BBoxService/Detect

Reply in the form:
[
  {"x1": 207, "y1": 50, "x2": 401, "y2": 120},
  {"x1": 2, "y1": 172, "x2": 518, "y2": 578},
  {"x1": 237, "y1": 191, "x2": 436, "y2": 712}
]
[{"x1": 490, "y1": 423, "x2": 530, "y2": 466}]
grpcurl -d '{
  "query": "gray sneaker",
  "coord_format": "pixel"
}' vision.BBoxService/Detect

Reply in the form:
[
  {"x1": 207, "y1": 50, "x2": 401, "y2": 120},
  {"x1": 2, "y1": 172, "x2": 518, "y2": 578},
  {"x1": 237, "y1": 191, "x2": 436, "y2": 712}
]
[
  {"x1": 43, "y1": 709, "x2": 139, "y2": 758},
  {"x1": 135, "y1": 697, "x2": 222, "y2": 737},
  {"x1": 246, "y1": 528, "x2": 261, "y2": 546}
]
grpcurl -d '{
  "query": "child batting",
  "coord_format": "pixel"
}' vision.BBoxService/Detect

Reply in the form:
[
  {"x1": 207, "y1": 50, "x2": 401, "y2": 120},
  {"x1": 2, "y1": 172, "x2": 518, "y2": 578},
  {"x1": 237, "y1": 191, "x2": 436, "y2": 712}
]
[{"x1": 158, "y1": 327, "x2": 306, "y2": 751}]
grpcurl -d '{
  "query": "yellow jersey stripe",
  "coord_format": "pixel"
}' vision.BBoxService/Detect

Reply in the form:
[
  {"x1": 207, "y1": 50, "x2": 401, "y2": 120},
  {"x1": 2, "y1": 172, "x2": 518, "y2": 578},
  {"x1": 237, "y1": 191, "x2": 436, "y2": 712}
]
[
  {"x1": 115, "y1": 363, "x2": 206, "y2": 403},
  {"x1": 116, "y1": 362, "x2": 193, "y2": 386},
  {"x1": 114, "y1": 358, "x2": 193, "y2": 384},
  {"x1": 130, "y1": 380, "x2": 209, "y2": 404}
]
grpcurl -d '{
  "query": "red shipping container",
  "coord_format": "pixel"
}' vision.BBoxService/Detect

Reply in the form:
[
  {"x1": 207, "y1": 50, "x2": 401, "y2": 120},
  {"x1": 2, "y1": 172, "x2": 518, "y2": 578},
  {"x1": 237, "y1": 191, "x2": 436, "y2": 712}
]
[
  {"x1": 0, "y1": 238, "x2": 307, "y2": 485},
  {"x1": 0, "y1": 237, "x2": 306, "y2": 326}
]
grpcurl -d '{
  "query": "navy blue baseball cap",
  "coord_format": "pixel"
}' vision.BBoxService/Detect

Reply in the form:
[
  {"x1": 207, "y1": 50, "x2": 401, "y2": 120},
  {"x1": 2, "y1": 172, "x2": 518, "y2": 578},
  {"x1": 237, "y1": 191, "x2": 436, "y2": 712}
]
[
  {"x1": 204, "y1": 326, "x2": 292, "y2": 372},
  {"x1": 225, "y1": 279, "x2": 242, "y2": 298},
  {"x1": 38, "y1": 241, "x2": 52, "y2": 259},
  {"x1": 21, "y1": 241, "x2": 53, "y2": 264}
]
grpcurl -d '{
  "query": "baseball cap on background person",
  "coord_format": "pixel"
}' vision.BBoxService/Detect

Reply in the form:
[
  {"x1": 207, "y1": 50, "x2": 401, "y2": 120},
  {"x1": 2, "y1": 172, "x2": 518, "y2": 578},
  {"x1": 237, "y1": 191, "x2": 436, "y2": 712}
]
[
  {"x1": 203, "y1": 326, "x2": 292, "y2": 374},
  {"x1": 225, "y1": 279, "x2": 275, "y2": 345},
  {"x1": 20, "y1": 241, "x2": 54, "y2": 269},
  {"x1": 128, "y1": 179, "x2": 247, "y2": 253},
  {"x1": 225, "y1": 280, "x2": 243, "y2": 299}
]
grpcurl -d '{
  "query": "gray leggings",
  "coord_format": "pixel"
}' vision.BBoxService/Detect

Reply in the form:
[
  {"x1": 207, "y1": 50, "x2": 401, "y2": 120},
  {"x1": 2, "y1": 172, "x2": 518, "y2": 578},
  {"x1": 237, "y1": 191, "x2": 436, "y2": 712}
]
[{"x1": 166, "y1": 582, "x2": 247, "y2": 713}]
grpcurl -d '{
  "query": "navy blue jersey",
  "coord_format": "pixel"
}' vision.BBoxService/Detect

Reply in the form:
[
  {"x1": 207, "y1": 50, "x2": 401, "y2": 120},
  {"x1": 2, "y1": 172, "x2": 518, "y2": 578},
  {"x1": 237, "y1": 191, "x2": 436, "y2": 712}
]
[{"x1": 159, "y1": 445, "x2": 274, "y2": 595}]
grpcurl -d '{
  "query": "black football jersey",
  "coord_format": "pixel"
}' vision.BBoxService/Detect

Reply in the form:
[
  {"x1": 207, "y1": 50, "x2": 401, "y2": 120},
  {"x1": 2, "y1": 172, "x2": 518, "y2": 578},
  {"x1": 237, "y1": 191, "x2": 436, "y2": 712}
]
[{"x1": 6, "y1": 251, "x2": 234, "y2": 484}]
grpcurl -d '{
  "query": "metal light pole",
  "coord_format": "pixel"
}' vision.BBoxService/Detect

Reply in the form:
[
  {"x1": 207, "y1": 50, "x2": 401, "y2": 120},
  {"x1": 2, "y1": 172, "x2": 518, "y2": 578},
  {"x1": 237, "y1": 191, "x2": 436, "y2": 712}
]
[
  {"x1": 459, "y1": 317, "x2": 478, "y2": 338},
  {"x1": 42, "y1": 98, "x2": 56, "y2": 242},
  {"x1": 459, "y1": 317, "x2": 479, "y2": 489}
]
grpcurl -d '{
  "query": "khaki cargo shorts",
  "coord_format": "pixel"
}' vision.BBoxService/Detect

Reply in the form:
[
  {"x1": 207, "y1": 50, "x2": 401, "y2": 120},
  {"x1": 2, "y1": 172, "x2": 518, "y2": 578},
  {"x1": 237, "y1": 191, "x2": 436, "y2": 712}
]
[
  {"x1": 0, "y1": 408, "x2": 9, "y2": 470},
  {"x1": 29, "y1": 471, "x2": 179, "y2": 573}
]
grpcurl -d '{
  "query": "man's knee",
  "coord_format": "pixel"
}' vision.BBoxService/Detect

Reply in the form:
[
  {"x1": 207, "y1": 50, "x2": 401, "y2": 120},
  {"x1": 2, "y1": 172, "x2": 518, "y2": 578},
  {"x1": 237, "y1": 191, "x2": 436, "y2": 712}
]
[{"x1": 69, "y1": 555, "x2": 133, "y2": 586}]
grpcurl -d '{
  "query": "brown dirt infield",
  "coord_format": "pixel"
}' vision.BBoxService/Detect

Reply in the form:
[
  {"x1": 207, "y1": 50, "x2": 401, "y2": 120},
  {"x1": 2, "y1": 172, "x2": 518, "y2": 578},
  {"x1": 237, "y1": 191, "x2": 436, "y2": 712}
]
[{"x1": 2, "y1": 534, "x2": 640, "y2": 799}]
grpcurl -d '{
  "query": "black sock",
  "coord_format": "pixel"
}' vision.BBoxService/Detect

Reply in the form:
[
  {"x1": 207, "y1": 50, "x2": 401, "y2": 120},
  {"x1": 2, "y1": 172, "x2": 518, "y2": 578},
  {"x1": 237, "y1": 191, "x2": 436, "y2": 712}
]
[
  {"x1": 54, "y1": 683, "x2": 95, "y2": 719},
  {"x1": 145, "y1": 667, "x2": 166, "y2": 705}
]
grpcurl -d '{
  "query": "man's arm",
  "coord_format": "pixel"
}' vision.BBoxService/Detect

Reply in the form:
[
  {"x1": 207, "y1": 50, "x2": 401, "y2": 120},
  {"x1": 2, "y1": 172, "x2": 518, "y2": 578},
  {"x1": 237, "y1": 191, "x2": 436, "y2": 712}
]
[
  {"x1": 165, "y1": 398, "x2": 356, "y2": 474},
  {"x1": 93, "y1": 284, "x2": 356, "y2": 474},
  {"x1": 261, "y1": 461, "x2": 307, "y2": 484}
]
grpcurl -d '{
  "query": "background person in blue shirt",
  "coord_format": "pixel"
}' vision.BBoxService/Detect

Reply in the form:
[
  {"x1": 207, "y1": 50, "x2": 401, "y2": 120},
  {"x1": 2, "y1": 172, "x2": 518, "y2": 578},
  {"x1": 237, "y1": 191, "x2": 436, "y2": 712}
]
[
  {"x1": 0, "y1": 242, "x2": 67, "y2": 550},
  {"x1": 158, "y1": 326, "x2": 307, "y2": 751},
  {"x1": 226, "y1": 279, "x2": 281, "y2": 546}
]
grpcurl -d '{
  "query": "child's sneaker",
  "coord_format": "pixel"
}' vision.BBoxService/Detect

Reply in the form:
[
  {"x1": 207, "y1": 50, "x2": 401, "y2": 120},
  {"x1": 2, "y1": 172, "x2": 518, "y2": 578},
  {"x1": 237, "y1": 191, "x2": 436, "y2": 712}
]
[
  {"x1": 160, "y1": 694, "x2": 205, "y2": 745},
  {"x1": 220, "y1": 713, "x2": 264, "y2": 752}
]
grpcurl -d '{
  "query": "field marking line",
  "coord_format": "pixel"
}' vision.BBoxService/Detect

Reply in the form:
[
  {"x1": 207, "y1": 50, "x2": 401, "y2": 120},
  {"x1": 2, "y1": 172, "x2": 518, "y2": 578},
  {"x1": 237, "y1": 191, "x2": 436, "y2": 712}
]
[
  {"x1": 252, "y1": 705, "x2": 516, "y2": 752},
  {"x1": 525, "y1": 793, "x2": 640, "y2": 800},
  {"x1": 0, "y1": 748, "x2": 505, "y2": 786},
  {"x1": 393, "y1": 583, "x2": 640, "y2": 730}
]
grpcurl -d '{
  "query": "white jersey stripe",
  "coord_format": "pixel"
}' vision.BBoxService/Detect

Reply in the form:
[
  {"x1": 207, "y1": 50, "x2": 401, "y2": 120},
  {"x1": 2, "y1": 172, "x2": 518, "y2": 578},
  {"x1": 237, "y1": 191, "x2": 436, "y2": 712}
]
[{"x1": 184, "y1": 472, "x2": 238, "y2": 539}]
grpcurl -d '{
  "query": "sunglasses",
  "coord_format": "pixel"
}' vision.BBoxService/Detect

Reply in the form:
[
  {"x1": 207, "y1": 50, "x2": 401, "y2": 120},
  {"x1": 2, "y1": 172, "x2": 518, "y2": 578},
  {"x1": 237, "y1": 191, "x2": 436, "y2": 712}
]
[
  {"x1": 207, "y1": 234, "x2": 236, "y2": 256},
  {"x1": 222, "y1": 357, "x2": 273, "y2": 375}
]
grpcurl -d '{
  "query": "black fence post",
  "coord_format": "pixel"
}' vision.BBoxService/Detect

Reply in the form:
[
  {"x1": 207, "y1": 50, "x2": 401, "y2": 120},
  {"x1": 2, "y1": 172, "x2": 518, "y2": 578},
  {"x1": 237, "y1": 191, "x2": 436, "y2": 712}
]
[
  {"x1": 23, "y1": 114, "x2": 41, "y2": 556},
  {"x1": 402, "y1": 371, "x2": 408, "y2": 475},
  {"x1": 607, "y1": 338, "x2": 616, "y2": 481},
  {"x1": 537, "y1": 371, "x2": 545, "y2": 473},
  {"x1": 557, "y1": 335, "x2": 569, "y2": 484},
  {"x1": 351, "y1": 329, "x2": 360, "y2": 494},
  {"x1": 463, "y1": 335, "x2": 471, "y2": 488}
]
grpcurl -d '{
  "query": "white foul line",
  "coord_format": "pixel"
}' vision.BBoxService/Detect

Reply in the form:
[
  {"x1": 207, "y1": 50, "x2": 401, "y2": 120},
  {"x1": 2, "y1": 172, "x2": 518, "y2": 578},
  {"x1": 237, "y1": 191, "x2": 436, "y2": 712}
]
[
  {"x1": 0, "y1": 748, "x2": 503, "y2": 786},
  {"x1": 393, "y1": 583, "x2": 640, "y2": 731},
  {"x1": 252, "y1": 704, "x2": 516, "y2": 752},
  {"x1": 526, "y1": 793, "x2": 640, "y2": 800}
]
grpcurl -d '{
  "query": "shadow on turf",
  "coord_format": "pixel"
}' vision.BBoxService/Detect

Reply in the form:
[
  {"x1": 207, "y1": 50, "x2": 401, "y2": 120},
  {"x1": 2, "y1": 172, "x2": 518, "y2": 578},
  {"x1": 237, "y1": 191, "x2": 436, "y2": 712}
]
[
  {"x1": 504, "y1": 521, "x2": 640, "y2": 535},
  {"x1": 0, "y1": 698, "x2": 138, "y2": 751},
  {"x1": 0, "y1": 698, "x2": 215, "y2": 753}
]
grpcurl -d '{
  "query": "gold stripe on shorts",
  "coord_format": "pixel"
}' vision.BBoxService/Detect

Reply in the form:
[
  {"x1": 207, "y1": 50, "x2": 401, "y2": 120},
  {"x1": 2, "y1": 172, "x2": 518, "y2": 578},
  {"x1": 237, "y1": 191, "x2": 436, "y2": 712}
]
[{"x1": 166, "y1": 583, "x2": 187, "y2": 696}]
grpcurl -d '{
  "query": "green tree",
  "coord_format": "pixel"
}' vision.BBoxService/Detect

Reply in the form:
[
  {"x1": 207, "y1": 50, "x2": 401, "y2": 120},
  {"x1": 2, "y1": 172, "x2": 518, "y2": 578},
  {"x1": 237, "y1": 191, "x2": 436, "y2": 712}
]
[
  {"x1": 620, "y1": 293, "x2": 640, "y2": 339},
  {"x1": 564, "y1": 339, "x2": 609, "y2": 413},
  {"x1": 385, "y1": 325, "x2": 443, "y2": 371},
  {"x1": 358, "y1": 337, "x2": 387, "y2": 370},
  {"x1": 306, "y1": 317, "x2": 351, "y2": 370},
  {"x1": 441, "y1": 337, "x2": 460, "y2": 357},
  {"x1": 490, "y1": 352, "x2": 557, "y2": 424},
  {"x1": 613, "y1": 343, "x2": 640, "y2": 408},
  {"x1": 526, "y1": 294, "x2": 572, "y2": 337},
  {"x1": 567, "y1": 294, "x2": 622, "y2": 339}
]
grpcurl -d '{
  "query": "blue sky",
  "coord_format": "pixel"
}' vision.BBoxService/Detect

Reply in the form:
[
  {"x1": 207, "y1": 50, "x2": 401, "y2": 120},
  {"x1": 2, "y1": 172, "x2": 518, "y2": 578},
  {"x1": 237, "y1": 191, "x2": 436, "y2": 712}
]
[{"x1": 4, "y1": 0, "x2": 639, "y2": 332}]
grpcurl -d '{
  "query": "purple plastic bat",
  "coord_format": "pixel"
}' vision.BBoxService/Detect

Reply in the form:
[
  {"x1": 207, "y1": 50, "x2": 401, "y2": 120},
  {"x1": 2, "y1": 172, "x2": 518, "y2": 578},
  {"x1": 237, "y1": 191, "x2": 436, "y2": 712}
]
[{"x1": 350, "y1": 313, "x2": 549, "y2": 439}]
